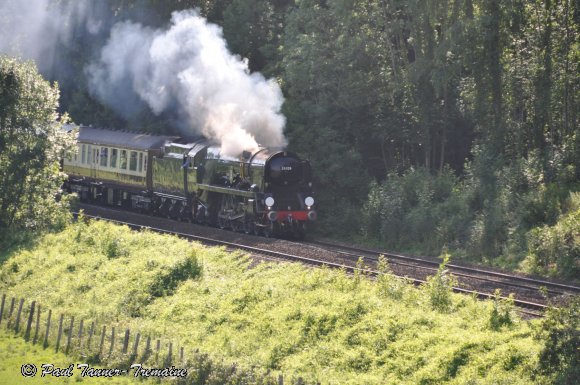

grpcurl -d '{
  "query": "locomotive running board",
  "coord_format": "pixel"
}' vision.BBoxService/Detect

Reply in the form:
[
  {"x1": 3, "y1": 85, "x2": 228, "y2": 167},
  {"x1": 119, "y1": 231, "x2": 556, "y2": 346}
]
[{"x1": 196, "y1": 184, "x2": 255, "y2": 198}]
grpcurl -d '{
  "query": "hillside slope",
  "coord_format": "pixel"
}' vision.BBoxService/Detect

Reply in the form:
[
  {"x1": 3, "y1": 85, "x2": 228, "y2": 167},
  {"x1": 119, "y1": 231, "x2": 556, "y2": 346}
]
[{"x1": 0, "y1": 220, "x2": 551, "y2": 384}]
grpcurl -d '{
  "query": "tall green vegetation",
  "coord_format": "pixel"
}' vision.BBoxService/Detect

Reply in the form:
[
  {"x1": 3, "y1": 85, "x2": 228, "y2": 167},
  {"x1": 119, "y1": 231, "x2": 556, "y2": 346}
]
[
  {"x1": 0, "y1": 220, "x2": 557, "y2": 384},
  {"x1": 536, "y1": 296, "x2": 580, "y2": 385},
  {"x1": 0, "y1": 56, "x2": 75, "y2": 248}
]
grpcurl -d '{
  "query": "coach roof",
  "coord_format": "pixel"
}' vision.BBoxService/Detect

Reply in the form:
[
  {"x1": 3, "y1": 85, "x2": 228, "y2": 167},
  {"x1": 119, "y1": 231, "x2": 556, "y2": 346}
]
[{"x1": 78, "y1": 127, "x2": 178, "y2": 151}]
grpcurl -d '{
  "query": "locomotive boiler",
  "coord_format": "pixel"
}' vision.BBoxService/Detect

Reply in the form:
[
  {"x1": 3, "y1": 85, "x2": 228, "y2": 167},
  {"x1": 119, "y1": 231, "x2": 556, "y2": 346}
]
[{"x1": 63, "y1": 126, "x2": 316, "y2": 238}]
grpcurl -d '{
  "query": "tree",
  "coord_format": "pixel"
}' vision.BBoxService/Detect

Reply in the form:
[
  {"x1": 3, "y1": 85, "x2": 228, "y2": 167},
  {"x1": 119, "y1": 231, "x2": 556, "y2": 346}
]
[{"x1": 0, "y1": 56, "x2": 75, "y2": 238}]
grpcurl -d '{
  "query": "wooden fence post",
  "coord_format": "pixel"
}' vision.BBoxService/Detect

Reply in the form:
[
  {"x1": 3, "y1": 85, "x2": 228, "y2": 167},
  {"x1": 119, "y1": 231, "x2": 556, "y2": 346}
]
[
  {"x1": 33, "y1": 304, "x2": 40, "y2": 344},
  {"x1": 0, "y1": 294, "x2": 5, "y2": 327},
  {"x1": 87, "y1": 322, "x2": 95, "y2": 350},
  {"x1": 14, "y1": 298, "x2": 24, "y2": 333},
  {"x1": 180, "y1": 347, "x2": 184, "y2": 363},
  {"x1": 122, "y1": 329, "x2": 130, "y2": 354},
  {"x1": 55, "y1": 314, "x2": 64, "y2": 352},
  {"x1": 133, "y1": 333, "x2": 140, "y2": 356},
  {"x1": 78, "y1": 319, "x2": 84, "y2": 349},
  {"x1": 155, "y1": 339, "x2": 160, "y2": 362},
  {"x1": 7, "y1": 297, "x2": 15, "y2": 322},
  {"x1": 43, "y1": 309, "x2": 52, "y2": 348},
  {"x1": 167, "y1": 342, "x2": 173, "y2": 364},
  {"x1": 145, "y1": 336, "x2": 151, "y2": 354},
  {"x1": 108, "y1": 327, "x2": 115, "y2": 356},
  {"x1": 25, "y1": 301, "x2": 35, "y2": 341},
  {"x1": 278, "y1": 374, "x2": 284, "y2": 385},
  {"x1": 65, "y1": 316, "x2": 74, "y2": 354},
  {"x1": 98, "y1": 326, "x2": 106, "y2": 357}
]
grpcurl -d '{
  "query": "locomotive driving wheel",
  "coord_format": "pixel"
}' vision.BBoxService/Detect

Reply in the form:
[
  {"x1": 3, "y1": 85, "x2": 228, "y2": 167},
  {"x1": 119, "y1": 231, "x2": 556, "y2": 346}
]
[
  {"x1": 244, "y1": 216, "x2": 256, "y2": 235},
  {"x1": 217, "y1": 215, "x2": 228, "y2": 230},
  {"x1": 217, "y1": 195, "x2": 236, "y2": 230},
  {"x1": 263, "y1": 222, "x2": 274, "y2": 238}
]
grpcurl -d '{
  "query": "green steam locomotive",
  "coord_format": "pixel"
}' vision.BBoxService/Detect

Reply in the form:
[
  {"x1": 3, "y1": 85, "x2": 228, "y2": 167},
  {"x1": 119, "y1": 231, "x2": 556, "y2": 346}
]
[{"x1": 63, "y1": 126, "x2": 316, "y2": 238}]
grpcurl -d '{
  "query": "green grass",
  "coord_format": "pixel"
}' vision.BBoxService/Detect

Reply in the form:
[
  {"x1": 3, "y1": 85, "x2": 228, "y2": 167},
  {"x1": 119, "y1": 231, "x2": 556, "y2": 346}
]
[
  {"x1": 0, "y1": 329, "x2": 136, "y2": 384},
  {"x1": 0, "y1": 219, "x2": 553, "y2": 384}
]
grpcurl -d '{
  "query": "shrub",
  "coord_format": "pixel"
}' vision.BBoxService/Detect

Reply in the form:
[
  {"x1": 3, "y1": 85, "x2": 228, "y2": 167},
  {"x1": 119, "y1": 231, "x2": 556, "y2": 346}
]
[
  {"x1": 536, "y1": 296, "x2": 580, "y2": 384},
  {"x1": 523, "y1": 204, "x2": 580, "y2": 279},
  {"x1": 488, "y1": 289, "x2": 514, "y2": 330},
  {"x1": 424, "y1": 253, "x2": 457, "y2": 312},
  {"x1": 149, "y1": 250, "x2": 203, "y2": 297},
  {"x1": 361, "y1": 167, "x2": 472, "y2": 254},
  {"x1": 376, "y1": 255, "x2": 406, "y2": 299}
]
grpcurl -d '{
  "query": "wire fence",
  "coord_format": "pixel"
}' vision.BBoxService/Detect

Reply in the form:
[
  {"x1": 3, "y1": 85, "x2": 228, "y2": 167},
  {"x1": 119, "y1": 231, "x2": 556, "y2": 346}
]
[{"x1": 0, "y1": 293, "x2": 314, "y2": 385}]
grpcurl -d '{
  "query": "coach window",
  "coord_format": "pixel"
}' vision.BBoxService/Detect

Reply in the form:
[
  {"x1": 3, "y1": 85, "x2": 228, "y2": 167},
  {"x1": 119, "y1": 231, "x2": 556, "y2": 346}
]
[
  {"x1": 100, "y1": 147, "x2": 108, "y2": 167},
  {"x1": 144, "y1": 155, "x2": 148, "y2": 172},
  {"x1": 120, "y1": 150, "x2": 127, "y2": 170},
  {"x1": 110, "y1": 148, "x2": 118, "y2": 168},
  {"x1": 138, "y1": 152, "x2": 144, "y2": 173},
  {"x1": 81, "y1": 144, "x2": 86, "y2": 164},
  {"x1": 129, "y1": 151, "x2": 138, "y2": 171}
]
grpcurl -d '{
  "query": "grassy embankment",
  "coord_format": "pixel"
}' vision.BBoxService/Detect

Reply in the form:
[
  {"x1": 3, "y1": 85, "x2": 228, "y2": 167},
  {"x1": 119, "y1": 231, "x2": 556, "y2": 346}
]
[
  {"x1": 0, "y1": 219, "x2": 553, "y2": 384},
  {"x1": 0, "y1": 329, "x2": 135, "y2": 385}
]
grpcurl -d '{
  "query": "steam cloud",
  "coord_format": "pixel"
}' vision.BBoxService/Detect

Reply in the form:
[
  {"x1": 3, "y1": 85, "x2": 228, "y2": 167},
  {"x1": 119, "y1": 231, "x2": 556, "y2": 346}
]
[
  {"x1": 87, "y1": 10, "x2": 287, "y2": 156},
  {"x1": 0, "y1": 0, "x2": 103, "y2": 75},
  {"x1": 0, "y1": 2, "x2": 287, "y2": 156}
]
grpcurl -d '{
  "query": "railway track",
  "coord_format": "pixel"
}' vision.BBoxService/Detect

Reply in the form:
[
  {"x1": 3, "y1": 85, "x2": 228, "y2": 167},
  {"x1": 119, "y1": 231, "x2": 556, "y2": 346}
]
[
  {"x1": 73, "y1": 204, "x2": 562, "y2": 318},
  {"x1": 306, "y1": 240, "x2": 580, "y2": 300}
]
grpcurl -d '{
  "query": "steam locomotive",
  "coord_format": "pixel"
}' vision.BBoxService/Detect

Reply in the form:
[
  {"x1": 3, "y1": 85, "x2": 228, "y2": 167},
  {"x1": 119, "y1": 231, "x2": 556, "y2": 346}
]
[{"x1": 62, "y1": 126, "x2": 316, "y2": 238}]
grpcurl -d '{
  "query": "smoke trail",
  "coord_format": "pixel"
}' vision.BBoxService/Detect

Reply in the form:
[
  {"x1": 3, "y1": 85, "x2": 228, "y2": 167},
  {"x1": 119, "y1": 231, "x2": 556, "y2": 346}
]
[
  {"x1": 87, "y1": 10, "x2": 287, "y2": 156},
  {"x1": 0, "y1": 0, "x2": 102, "y2": 75}
]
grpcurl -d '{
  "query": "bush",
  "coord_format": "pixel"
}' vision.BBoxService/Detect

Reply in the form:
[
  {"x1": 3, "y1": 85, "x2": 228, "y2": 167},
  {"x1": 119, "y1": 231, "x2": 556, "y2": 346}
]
[
  {"x1": 149, "y1": 250, "x2": 203, "y2": 297},
  {"x1": 488, "y1": 290, "x2": 514, "y2": 330},
  {"x1": 376, "y1": 255, "x2": 406, "y2": 300},
  {"x1": 424, "y1": 254, "x2": 457, "y2": 312},
  {"x1": 361, "y1": 167, "x2": 472, "y2": 254},
  {"x1": 536, "y1": 296, "x2": 580, "y2": 384},
  {"x1": 523, "y1": 204, "x2": 580, "y2": 279}
]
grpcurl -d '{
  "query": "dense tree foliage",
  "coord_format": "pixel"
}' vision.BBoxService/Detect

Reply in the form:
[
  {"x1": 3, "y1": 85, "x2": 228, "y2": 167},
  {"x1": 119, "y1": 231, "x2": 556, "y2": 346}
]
[
  {"x1": 0, "y1": 56, "x2": 75, "y2": 241},
  {"x1": 0, "y1": 0, "x2": 577, "y2": 274},
  {"x1": 279, "y1": 0, "x2": 579, "y2": 275}
]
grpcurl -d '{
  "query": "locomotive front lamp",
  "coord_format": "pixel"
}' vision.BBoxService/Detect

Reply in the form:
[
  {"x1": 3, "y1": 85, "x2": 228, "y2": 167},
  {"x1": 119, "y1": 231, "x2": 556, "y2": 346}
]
[
  {"x1": 267, "y1": 211, "x2": 278, "y2": 221},
  {"x1": 265, "y1": 196, "x2": 275, "y2": 209},
  {"x1": 305, "y1": 196, "x2": 314, "y2": 209}
]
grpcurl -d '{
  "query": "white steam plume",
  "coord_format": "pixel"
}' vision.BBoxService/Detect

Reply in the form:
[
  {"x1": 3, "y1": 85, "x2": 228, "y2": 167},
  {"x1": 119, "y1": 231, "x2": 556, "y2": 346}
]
[
  {"x1": 0, "y1": 0, "x2": 101, "y2": 74},
  {"x1": 87, "y1": 10, "x2": 287, "y2": 156}
]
